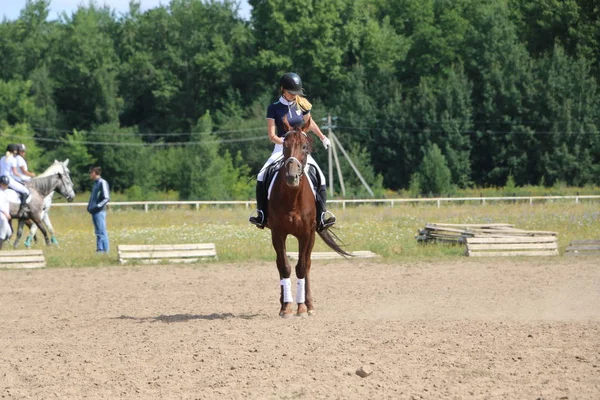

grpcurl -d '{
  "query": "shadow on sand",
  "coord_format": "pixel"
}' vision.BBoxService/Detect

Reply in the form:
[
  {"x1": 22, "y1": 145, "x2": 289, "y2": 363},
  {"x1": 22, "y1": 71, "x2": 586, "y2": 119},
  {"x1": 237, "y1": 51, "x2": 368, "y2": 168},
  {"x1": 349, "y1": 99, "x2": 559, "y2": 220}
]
[{"x1": 113, "y1": 313, "x2": 261, "y2": 323}]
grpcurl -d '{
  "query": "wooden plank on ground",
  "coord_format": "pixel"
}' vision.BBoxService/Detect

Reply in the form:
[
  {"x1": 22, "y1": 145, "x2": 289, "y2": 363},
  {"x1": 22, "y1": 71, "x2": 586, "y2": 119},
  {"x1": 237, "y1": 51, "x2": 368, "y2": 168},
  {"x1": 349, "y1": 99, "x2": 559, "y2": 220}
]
[
  {"x1": 119, "y1": 250, "x2": 217, "y2": 259},
  {"x1": 468, "y1": 250, "x2": 559, "y2": 257},
  {"x1": 564, "y1": 239, "x2": 600, "y2": 256},
  {"x1": 465, "y1": 235, "x2": 558, "y2": 257},
  {"x1": 467, "y1": 243, "x2": 557, "y2": 251},
  {"x1": 0, "y1": 250, "x2": 46, "y2": 269},
  {"x1": 568, "y1": 240, "x2": 600, "y2": 245},
  {"x1": 0, "y1": 262, "x2": 46, "y2": 269},
  {"x1": 0, "y1": 250, "x2": 44, "y2": 256},
  {"x1": 287, "y1": 250, "x2": 379, "y2": 260},
  {"x1": 565, "y1": 245, "x2": 600, "y2": 251},
  {"x1": 118, "y1": 244, "x2": 215, "y2": 251},
  {"x1": 117, "y1": 243, "x2": 218, "y2": 264},
  {"x1": 429, "y1": 223, "x2": 514, "y2": 228},
  {"x1": 466, "y1": 236, "x2": 557, "y2": 244},
  {"x1": 0, "y1": 256, "x2": 46, "y2": 263},
  {"x1": 121, "y1": 258, "x2": 203, "y2": 264}
]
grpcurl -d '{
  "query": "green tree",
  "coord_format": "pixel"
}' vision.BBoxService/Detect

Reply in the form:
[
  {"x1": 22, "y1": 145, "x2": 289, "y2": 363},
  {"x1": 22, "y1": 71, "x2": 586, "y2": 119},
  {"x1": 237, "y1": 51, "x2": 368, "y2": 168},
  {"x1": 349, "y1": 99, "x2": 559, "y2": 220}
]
[
  {"x1": 51, "y1": 5, "x2": 122, "y2": 131},
  {"x1": 418, "y1": 143, "x2": 453, "y2": 196},
  {"x1": 84, "y1": 123, "x2": 156, "y2": 193},
  {"x1": 45, "y1": 129, "x2": 95, "y2": 192},
  {"x1": 0, "y1": 79, "x2": 42, "y2": 125}
]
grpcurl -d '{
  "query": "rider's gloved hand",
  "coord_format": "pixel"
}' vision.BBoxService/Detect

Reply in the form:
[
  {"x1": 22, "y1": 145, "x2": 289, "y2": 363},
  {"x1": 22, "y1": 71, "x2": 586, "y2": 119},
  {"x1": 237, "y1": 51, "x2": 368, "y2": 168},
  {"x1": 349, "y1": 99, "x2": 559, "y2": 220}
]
[{"x1": 321, "y1": 137, "x2": 331, "y2": 149}]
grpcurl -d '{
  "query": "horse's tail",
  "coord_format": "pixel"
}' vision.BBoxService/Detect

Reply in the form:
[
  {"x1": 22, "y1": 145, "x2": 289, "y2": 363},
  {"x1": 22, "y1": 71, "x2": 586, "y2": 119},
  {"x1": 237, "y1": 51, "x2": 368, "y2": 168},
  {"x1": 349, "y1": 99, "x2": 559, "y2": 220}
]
[{"x1": 317, "y1": 228, "x2": 353, "y2": 258}]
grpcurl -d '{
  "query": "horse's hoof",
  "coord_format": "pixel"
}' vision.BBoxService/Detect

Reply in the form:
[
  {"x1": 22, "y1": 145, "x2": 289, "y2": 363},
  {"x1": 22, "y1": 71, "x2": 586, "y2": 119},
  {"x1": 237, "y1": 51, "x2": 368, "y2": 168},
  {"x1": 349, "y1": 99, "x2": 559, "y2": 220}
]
[
  {"x1": 279, "y1": 311, "x2": 293, "y2": 319},
  {"x1": 296, "y1": 312, "x2": 308, "y2": 318}
]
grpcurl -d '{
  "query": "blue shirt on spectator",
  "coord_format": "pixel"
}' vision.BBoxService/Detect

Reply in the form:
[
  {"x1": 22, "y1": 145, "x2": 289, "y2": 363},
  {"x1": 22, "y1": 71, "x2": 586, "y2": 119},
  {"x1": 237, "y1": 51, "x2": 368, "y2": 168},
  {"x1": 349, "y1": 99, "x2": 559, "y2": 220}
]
[{"x1": 87, "y1": 177, "x2": 110, "y2": 214}]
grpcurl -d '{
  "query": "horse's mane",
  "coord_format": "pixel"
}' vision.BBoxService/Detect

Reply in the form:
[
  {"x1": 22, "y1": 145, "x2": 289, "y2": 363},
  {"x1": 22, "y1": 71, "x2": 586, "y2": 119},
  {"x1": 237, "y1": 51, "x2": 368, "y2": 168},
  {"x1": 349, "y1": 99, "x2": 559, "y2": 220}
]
[
  {"x1": 37, "y1": 161, "x2": 66, "y2": 178},
  {"x1": 282, "y1": 114, "x2": 314, "y2": 153},
  {"x1": 26, "y1": 174, "x2": 58, "y2": 195}
]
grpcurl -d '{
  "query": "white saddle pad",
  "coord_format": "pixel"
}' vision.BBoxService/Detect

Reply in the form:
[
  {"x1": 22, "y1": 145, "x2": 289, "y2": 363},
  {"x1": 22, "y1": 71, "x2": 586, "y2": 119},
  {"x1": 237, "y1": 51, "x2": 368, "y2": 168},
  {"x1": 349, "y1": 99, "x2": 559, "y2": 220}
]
[
  {"x1": 267, "y1": 168, "x2": 317, "y2": 200},
  {"x1": 6, "y1": 189, "x2": 32, "y2": 204}
]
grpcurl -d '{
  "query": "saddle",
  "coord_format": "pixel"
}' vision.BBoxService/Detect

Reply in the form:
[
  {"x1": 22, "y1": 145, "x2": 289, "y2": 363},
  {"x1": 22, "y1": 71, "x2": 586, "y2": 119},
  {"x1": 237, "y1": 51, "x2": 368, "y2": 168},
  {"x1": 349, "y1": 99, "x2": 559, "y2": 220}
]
[{"x1": 264, "y1": 160, "x2": 319, "y2": 200}]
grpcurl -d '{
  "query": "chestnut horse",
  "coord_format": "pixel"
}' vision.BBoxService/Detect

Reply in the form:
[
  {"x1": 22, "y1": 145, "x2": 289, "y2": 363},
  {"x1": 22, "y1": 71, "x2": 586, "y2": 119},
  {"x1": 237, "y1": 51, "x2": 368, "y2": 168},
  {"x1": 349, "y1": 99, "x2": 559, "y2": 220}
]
[{"x1": 268, "y1": 117, "x2": 351, "y2": 318}]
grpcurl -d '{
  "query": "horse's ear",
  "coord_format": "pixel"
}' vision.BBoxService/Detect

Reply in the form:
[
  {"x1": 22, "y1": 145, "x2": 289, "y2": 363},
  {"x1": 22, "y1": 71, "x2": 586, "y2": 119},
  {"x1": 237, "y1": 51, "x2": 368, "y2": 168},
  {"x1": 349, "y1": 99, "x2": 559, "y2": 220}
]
[{"x1": 64, "y1": 159, "x2": 70, "y2": 166}]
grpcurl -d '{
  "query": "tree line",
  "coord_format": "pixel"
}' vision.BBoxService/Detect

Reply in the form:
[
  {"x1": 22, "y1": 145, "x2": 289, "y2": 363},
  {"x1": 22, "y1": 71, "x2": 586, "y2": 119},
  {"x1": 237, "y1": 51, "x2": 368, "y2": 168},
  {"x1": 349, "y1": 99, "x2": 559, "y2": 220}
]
[{"x1": 1, "y1": 0, "x2": 599, "y2": 199}]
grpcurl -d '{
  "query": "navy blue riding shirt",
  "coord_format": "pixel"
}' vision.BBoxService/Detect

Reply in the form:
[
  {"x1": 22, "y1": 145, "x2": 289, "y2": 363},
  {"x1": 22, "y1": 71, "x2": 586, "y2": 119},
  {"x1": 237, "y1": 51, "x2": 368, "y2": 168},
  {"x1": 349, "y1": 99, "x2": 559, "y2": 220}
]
[{"x1": 266, "y1": 97, "x2": 310, "y2": 138}]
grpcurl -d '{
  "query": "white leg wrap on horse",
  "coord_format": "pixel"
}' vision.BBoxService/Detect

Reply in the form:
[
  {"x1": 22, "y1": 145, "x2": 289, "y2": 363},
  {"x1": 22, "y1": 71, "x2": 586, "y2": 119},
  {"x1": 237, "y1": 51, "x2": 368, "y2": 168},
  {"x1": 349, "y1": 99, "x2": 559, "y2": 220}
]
[
  {"x1": 296, "y1": 278, "x2": 306, "y2": 304},
  {"x1": 280, "y1": 278, "x2": 293, "y2": 303}
]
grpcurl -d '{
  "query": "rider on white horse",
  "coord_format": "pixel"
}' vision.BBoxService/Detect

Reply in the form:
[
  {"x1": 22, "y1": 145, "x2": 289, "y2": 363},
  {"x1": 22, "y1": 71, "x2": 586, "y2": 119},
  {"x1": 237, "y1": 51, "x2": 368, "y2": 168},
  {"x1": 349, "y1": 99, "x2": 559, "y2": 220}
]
[{"x1": 0, "y1": 144, "x2": 30, "y2": 217}]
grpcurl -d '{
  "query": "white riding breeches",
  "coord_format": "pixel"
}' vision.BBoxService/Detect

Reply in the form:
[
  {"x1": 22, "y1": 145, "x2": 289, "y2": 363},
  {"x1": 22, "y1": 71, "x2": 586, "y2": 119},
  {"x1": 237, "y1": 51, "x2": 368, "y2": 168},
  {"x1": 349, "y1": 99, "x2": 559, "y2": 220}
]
[
  {"x1": 8, "y1": 177, "x2": 29, "y2": 195},
  {"x1": 0, "y1": 213, "x2": 12, "y2": 240},
  {"x1": 257, "y1": 149, "x2": 326, "y2": 186}
]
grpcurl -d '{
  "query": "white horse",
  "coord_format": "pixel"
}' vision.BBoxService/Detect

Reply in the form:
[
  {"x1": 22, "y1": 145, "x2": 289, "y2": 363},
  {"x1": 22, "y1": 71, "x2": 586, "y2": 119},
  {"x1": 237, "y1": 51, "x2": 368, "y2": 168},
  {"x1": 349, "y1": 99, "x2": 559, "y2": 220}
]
[{"x1": 24, "y1": 159, "x2": 72, "y2": 247}]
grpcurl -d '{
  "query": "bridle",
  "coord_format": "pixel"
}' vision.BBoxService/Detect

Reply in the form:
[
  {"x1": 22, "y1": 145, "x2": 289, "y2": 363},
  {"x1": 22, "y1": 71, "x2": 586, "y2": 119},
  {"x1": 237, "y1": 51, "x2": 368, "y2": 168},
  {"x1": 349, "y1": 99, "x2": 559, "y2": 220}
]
[
  {"x1": 56, "y1": 164, "x2": 75, "y2": 201},
  {"x1": 283, "y1": 130, "x2": 309, "y2": 182}
]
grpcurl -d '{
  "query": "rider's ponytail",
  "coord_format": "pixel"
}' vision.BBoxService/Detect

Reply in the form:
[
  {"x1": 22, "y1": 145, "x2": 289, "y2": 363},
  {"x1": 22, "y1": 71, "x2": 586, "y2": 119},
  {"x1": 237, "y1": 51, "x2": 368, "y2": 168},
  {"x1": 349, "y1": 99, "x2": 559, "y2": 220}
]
[{"x1": 296, "y1": 96, "x2": 312, "y2": 112}]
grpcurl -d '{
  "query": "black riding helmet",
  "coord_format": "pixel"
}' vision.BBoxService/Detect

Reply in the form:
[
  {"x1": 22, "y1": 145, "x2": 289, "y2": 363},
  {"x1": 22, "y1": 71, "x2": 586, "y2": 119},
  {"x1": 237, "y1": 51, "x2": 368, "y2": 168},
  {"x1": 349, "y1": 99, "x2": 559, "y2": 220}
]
[
  {"x1": 6, "y1": 144, "x2": 18, "y2": 154},
  {"x1": 0, "y1": 175, "x2": 9, "y2": 185},
  {"x1": 279, "y1": 72, "x2": 303, "y2": 95}
]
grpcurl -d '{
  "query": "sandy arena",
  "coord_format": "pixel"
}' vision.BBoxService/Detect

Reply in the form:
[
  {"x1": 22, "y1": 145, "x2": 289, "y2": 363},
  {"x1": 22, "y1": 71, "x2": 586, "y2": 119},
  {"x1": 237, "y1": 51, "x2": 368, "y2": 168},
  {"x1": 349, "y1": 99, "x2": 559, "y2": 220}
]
[{"x1": 1, "y1": 258, "x2": 599, "y2": 399}]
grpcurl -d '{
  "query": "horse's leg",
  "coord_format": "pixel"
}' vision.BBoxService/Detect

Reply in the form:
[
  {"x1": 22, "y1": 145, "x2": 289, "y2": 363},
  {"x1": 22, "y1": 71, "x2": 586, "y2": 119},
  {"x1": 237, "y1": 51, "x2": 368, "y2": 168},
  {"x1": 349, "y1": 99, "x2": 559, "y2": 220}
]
[
  {"x1": 272, "y1": 231, "x2": 293, "y2": 318},
  {"x1": 32, "y1": 217, "x2": 50, "y2": 246},
  {"x1": 24, "y1": 219, "x2": 34, "y2": 247},
  {"x1": 297, "y1": 231, "x2": 316, "y2": 316},
  {"x1": 43, "y1": 212, "x2": 58, "y2": 245},
  {"x1": 13, "y1": 219, "x2": 26, "y2": 249}
]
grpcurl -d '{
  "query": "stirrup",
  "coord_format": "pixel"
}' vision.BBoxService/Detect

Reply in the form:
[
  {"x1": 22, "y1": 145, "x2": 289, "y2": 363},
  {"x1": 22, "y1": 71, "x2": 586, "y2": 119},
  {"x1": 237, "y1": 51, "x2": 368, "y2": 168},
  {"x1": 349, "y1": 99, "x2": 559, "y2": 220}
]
[
  {"x1": 318, "y1": 211, "x2": 336, "y2": 231},
  {"x1": 249, "y1": 210, "x2": 266, "y2": 229}
]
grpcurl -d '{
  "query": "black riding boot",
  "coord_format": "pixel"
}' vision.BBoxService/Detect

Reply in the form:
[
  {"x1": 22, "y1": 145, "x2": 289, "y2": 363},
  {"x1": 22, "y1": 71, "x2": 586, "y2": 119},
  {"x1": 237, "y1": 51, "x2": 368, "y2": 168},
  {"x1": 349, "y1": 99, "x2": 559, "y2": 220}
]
[
  {"x1": 249, "y1": 181, "x2": 268, "y2": 229},
  {"x1": 316, "y1": 185, "x2": 336, "y2": 231}
]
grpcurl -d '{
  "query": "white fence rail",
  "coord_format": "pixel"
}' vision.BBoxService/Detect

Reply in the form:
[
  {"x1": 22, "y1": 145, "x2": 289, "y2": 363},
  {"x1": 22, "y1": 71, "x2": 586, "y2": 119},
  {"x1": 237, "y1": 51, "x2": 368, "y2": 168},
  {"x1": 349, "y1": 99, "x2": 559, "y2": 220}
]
[{"x1": 53, "y1": 195, "x2": 600, "y2": 212}]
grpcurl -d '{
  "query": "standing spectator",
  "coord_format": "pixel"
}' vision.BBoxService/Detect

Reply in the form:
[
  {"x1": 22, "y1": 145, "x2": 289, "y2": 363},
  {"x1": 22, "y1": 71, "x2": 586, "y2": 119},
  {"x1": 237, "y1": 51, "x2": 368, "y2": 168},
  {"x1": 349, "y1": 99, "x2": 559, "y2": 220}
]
[{"x1": 87, "y1": 166, "x2": 110, "y2": 253}]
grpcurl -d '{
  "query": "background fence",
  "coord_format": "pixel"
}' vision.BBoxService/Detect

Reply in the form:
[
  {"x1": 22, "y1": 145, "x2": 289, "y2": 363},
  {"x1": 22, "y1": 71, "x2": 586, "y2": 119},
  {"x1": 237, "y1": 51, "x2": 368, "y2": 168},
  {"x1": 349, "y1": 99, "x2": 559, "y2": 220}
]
[{"x1": 53, "y1": 195, "x2": 600, "y2": 212}]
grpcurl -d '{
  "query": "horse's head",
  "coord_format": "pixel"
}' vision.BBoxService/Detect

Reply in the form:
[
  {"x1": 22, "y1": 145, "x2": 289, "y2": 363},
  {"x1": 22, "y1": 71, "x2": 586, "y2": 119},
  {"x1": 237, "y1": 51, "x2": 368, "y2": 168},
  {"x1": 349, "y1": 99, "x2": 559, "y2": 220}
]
[
  {"x1": 282, "y1": 127, "x2": 311, "y2": 188},
  {"x1": 54, "y1": 159, "x2": 75, "y2": 202}
]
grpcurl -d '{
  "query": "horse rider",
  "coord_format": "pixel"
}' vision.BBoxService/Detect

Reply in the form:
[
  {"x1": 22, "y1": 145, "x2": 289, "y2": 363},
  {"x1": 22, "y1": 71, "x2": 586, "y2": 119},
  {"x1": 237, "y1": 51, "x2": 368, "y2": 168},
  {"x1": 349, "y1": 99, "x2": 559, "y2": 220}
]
[
  {"x1": 0, "y1": 144, "x2": 31, "y2": 217},
  {"x1": 15, "y1": 144, "x2": 35, "y2": 182},
  {"x1": 0, "y1": 175, "x2": 12, "y2": 240},
  {"x1": 249, "y1": 72, "x2": 336, "y2": 231}
]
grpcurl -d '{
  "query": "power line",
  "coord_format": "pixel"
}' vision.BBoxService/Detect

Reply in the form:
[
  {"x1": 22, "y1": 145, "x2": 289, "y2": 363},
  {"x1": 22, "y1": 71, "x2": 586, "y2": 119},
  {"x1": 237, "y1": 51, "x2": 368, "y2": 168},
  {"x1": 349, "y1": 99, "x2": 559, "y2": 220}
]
[
  {"x1": 2, "y1": 133, "x2": 269, "y2": 146},
  {"x1": 335, "y1": 125, "x2": 600, "y2": 135},
  {"x1": 29, "y1": 126, "x2": 264, "y2": 137}
]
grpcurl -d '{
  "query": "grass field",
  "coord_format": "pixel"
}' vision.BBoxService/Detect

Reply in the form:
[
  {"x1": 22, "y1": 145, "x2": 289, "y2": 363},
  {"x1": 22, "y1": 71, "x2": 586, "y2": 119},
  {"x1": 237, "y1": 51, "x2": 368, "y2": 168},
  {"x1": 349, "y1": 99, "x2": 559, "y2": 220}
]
[{"x1": 13, "y1": 200, "x2": 599, "y2": 268}]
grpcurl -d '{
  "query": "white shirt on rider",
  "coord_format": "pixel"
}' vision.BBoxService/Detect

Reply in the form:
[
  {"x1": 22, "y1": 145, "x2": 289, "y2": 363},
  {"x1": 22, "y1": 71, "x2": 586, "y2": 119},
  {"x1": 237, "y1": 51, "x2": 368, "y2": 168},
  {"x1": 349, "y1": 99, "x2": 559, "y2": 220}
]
[
  {"x1": 0, "y1": 155, "x2": 18, "y2": 179},
  {"x1": 15, "y1": 155, "x2": 31, "y2": 182},
  {"x1": 0, "y1": 190, "x2": 12, "y2": 240},
  {"x1": 0, "y1": 190, "x2": 9, "y2": 215}
]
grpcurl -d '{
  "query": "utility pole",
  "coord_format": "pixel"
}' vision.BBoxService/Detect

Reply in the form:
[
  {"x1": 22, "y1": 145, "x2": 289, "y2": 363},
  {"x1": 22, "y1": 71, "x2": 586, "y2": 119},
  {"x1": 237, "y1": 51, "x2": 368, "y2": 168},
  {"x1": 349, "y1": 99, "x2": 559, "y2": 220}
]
[
  {"x1": 322, "y1": 114, "x2": 374, "y2": 198},
  {"x1": 327, "y1": 114, "x2": 333, "y2": 197},
  {"x1": 331, "y1": 132, "x2": 374, "y2": 197}
]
